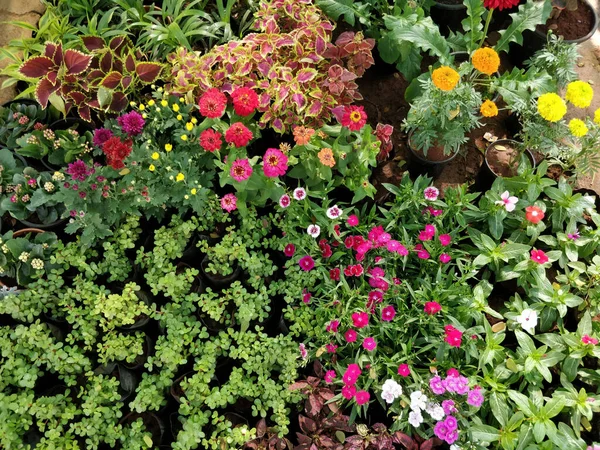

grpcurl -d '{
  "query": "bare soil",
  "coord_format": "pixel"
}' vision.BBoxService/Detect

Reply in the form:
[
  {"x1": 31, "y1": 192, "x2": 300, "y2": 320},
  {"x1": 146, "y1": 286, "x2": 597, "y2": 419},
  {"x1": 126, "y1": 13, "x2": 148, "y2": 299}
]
[
  {"x1": 537, "y1": 0, "x2": 596, "y2": 40},
  {"x1": 486, "y1": 143, "x2": 521, "y2": 177}
]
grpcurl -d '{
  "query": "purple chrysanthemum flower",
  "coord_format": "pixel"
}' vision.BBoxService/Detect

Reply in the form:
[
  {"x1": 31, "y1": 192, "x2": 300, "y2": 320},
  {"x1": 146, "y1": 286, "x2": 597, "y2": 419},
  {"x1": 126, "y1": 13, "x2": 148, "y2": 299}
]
[
  {"x1": 93, "y1": 128, "x2": 114, "y2": 147},
  {"x1": 117, "y1": 111, "x2": 145, "y2": 136},
  {"x1": 66, "y1": 160, "x2": 92, "y2": 181}
]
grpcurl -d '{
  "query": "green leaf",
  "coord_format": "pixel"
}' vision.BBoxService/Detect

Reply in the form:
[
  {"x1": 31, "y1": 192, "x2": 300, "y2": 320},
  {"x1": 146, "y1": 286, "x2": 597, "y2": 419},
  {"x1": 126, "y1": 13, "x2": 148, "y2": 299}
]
[
  {"x1": 544, "y1": 397, "x2": 565, "y2": 419},
  {"x1": 495, "y1": 0, "x2": 553, "y2": 54},
  {"x1": 562, "y1": 356, "x2": 580, "y2": 382},
  {"x1": 470, "y1": 424, "x2": 501, "y2": 442},
  {"x1": 316, "y1": 0, "x2": 368, "y2": 26},
  {"x1": 461, "y1": 0, "x2": 486, "y2": 52},
  {"x1": 508, "y1": 390, "x2": 534, "y2": 416},
  {"x1": 490, "y1": 392, "x2": 509, "y2": 427}
]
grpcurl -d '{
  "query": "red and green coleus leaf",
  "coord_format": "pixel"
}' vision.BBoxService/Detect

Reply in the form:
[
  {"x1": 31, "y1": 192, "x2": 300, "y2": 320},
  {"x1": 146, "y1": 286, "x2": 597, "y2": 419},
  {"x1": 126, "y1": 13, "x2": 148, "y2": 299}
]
[
  {"x1": 100, "y1": 71, "x2": 122, "y2": 89},
  {"x1": 125, "y1": 53, "x2": 136, "y2": 73},
  {"x1": 306, "y1": 100, "x2": 323, "y2": 117},
  {"x1": 78, "y1": 105, "x2": 92, "y2": 122},
  {"x1": 35, "y1": 77, "x2": 60, "y2": 108},
  {"x1": 19, "y1": 56, "x2": 55, "y2": 78},
  {"x1": 135, "y1": 62, "x2": 163, "y2": 83},
  {"x1": 48, "y1": 42, "x2": 64, "y2": 66},
  {"x1": 81, "y1": 35, "x2": 105, "y2": 52},
  {"x1": 296, "y1": 68, "x2": 317, "y2": 83},
  {"x1": 100, "y1": 52, "x2": 113, "y2": 73},
  {"x1": 292, "y1": 93, "x2": 307, "y2": 112},
  {"x1": 64, "y1": 49, "x2": 93, "y2": 75},
  {"x1": 121, "y1": 76, "x2": 133, "y2": 90}
]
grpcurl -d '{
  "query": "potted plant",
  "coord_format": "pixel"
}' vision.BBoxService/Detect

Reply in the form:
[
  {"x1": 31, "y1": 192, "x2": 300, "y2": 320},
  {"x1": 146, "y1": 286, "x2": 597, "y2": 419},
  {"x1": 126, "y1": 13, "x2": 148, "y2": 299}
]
[{"x1": 0, "y1": 100, "x2": 53, "y2": 149}]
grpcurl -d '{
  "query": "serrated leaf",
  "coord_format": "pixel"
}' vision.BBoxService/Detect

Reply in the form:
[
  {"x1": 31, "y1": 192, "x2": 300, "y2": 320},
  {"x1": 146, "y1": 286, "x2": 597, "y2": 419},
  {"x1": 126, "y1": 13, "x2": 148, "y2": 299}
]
[
  {"x1": 495, "y1": 0, "x2": 553, "y2": 54},
  {"x1": 316, "y1": 0, "x2": 368, "y2": 27}
]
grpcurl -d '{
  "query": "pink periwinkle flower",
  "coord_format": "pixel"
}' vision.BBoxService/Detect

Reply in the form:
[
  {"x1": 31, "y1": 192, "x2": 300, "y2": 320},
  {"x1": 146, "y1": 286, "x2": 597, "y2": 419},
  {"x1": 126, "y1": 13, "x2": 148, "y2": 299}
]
[{"x1": 582, "y1": 335, "x2": 599, "y2": 345}]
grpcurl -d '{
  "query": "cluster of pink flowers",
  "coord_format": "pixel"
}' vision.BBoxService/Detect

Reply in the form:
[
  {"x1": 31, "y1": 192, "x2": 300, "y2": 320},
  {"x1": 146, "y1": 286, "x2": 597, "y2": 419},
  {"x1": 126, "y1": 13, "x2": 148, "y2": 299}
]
[
  {"x1": 341, "y1": 364, "x2": 370, "y2": 405},
  {"x1": 66, "y1": 160, "x2": 94, "y2": 181},
  {"x1": 444, "y1": 325, "x2": 463, "y2": 348}
]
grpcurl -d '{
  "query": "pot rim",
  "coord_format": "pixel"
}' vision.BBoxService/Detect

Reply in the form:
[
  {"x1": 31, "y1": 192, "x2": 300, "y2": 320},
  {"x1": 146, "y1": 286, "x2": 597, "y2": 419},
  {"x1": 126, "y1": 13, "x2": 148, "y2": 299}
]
[
  {"x1": 433, "y1": 0, "x2": 467, "y2": 10},
  {"x1": 484, "y1": 138, "x2": 536, "y2": 177},
  {"x1": 407, "y1": 129, "x2": 461, "y2": 165},
  {"x1": 533, "y1": 0, "x2": 599, "y2": 43}
]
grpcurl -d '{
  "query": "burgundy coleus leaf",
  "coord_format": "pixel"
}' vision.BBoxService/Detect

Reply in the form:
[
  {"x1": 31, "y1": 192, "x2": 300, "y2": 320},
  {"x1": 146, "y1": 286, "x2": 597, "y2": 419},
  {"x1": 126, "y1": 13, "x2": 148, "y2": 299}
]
[
  {"x1": 78, "y1": 105, "x2": 91, "y2": 122},
  {"x1": 81, "y1": 35, "x2": 105, "y2": 52},
  {"x1": 135, "y1": 62, "x2": 163, "y2": 83},
  {"x1": 108, "y1": 91, "x2": 128, "y2": 112},
  {"x1": 44, "y1": 42, "x2": 58, "y2": 59},
  {"x1": 100, "y1": 52, "x2": 113, "y2": 72},
  {"x1": 19, "y1": 56, "x2": 55, "y2": 78},
  {"x1": 87, "y1": 69, "x2": 104, "y2": 82},
  {"x1": 125, "y1": 53, "x2": 136, "y2": 72},
  {"x1": 108, "y1": 36, "x2": 126, "y2": 54},
  {"x1": 121, "y1": 76, "x2": 132, "y2": 90},
  {"x1": 275, "y1": 36, "x2": 294, "y2": 47},
  {"x1": 52, "y1": 43, "x2": 64, "y2": 66},
  {"x1": 47, "y1": 71, "x2": 58, "y2": 84},
  {"x1": 100, "y1": 71, "x2": 122, "y2": 89},
  {"x1": 87, "y1": 99, "x2": 100, "y2": 109},
  {"x1": 113, "y1": 58, "x2": 123, "y2": 74},
  {"x1": 35, "y1": 77, "x2": 59, "y2": 108},
  {"x1": 69, "y1": 91, "x2": 87, "y2": 106},
  {"x1": 64, "y1": 49, "x2": 92, "y2": 75}
]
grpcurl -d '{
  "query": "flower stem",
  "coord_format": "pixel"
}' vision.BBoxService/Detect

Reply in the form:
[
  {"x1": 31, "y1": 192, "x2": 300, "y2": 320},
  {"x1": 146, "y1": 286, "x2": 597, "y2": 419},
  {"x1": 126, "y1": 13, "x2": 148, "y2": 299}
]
[{"x1": 479, "y1": 8, "x2": 494, "y2": 48}]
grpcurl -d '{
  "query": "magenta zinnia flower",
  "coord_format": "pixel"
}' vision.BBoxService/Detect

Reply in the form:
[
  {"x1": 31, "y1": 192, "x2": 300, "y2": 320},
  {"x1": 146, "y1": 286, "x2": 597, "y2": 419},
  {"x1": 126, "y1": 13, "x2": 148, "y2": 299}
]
[
  {"x1": 263, "y1": 148, "x2": 288, "y2": 177},
  {"x1": 230, "y1": 158, "x2": 253, "y2": 182},
  {"x1": 299, "y1": 255, "x2": 315, "y2": 271},
  {"x1": 220, "y1": 193, "x2": 237, "y2": 212},
  {"x1": 117, "y1": 111, "x2": 145, "y2": 136}
]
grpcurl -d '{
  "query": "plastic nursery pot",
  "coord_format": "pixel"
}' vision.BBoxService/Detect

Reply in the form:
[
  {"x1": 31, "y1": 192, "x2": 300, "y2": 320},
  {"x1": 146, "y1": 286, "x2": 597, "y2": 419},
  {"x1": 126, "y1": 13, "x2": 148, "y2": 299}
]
[
  {"x1": 116, "y1": 290, "x2": 152, "y2": 331},
  {"x1": 406, "y1": 130, "x2": 460, "y2": 179},
  {"x1": 122, "y1": 333, "x2": 154, "y2": 371},
  {"x1": 120, "y1": 411, "x2": 166, "y2": 446},
  {"x1": 12, "y1": 227, "x2": 45, "y2": 238},
  {"x1": 170, "y1": 371, "x2": 193, "y2": 404},
  {"x1": 429, "y1": 0, "x2": 467, "y2": 36},
  {"x1": 475, "y1": 139, "x2": 536, "y2": 192},
  {"x1": 17, "y1": 216, "x2": 68, "y2": 231},
  {"x1": 509, "y1": 0, "x2": 599, "y2": 67},
  {"x1": 94, "y1": 363, "x2": 138, "y2": 402},
  {"x1": 200, "y1": 254, "x2": 242, "y2": 289}
]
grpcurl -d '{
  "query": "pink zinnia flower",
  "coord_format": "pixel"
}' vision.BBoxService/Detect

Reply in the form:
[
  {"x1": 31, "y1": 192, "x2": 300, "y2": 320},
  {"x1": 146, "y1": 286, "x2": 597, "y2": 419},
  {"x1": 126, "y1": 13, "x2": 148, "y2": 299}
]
[
  {"x1": 381, "y1": 305, "x2": 396, "y2": 321},
  {"x1": 439, "y1": 253, "x2": 452, "y2": 264},
  {"x1": 352, "y1": 311, "x2": 369, "y2": 328},
  {"x1": 198, "y1": 88, "x2": 227, "y2": 118},
  {"x1": 220, "y1": 193, "x2": 237, "y2": 212},
  {"x1": 325, "y1": 370, "x2": 336, "y2": 384},
  {"x1": 263, "y1": 148, "x2": 288, "y2": 177},
  {"x1": 398, "y1": 364, "x2": 411, "y2": 377},
  {"x1": 340, "y1": 105, "x2": 367, "y2": 131},
  {"x1": 284, "y1": 244, "x2": 295, "y2": 257},
  {"x1": 347, "y1": 215, "x2": 359, "y2": 226},
  {"x1": 439, "y1": 234, "x2": 451, "y2": 246},
  {"x1": 299, "y1": 255, "x2": 315, "y2": 271},
  {"x1": 355, "y1": 390, "x2": 370, "y2": 405},
  {"x1": 279, "y1": 194, "x2": 291, "y2": 208},
  {"x1": 530, "y1": 249, "x2": 548, "y2": 264},
  {"x1": 424, "y1": 186, "x2": 440, "y2": 201},
  {"x1": 345, "y1": 329, "x2": 357, "y2": 343},
  {"x1": 117, "y1": 111, "x2": 145, "y2": 136},
  {"x1": 230, "y1": 158, "x2": 253, "y2": 182},
  {"x1": 362, "y1": 337, "x2": 377, "y2": 351},
  {"x1": 424, "y1": 301, "x2": 442, "y2": 315}
]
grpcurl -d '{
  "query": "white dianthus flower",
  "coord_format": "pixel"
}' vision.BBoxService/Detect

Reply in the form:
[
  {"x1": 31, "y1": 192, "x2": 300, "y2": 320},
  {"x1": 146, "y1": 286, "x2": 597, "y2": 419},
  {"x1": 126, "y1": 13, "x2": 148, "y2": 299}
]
[
  {"x1": 408, "y1": 409, "x2": 423, "y2": 427},
  {"x1": 410, "y1": 390, "x2": 428, "y2": 411}
]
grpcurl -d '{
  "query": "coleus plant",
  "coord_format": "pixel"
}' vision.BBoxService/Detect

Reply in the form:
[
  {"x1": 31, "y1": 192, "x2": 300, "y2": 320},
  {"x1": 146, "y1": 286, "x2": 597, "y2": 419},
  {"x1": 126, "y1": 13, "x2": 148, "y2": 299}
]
[{"x1": 18, "y1": 37, "x2": 163, "y2": 121}]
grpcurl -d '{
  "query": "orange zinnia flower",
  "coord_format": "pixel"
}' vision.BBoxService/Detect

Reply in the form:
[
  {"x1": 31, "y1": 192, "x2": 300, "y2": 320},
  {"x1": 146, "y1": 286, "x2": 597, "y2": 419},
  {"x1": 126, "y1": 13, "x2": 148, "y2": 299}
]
[
  {"x1": 293, "y1": 126, "x2": 315, "y2": 145},
  {"x1": 318, "y1": 148, "x2": 335, "y2": 167}
]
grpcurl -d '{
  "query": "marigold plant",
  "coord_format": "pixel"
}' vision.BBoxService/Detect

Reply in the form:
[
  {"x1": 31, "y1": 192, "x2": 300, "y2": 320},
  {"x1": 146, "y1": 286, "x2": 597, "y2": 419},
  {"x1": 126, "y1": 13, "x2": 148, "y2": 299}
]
[
  {"x1": 565, "y1": 80, "x2": 594, "y2": 108},
  {"x1": 537, "y1": 93, "x2": 567, "y2": 122},
  {"x1": 471, "y1": 48, "x2": 500, "y2": 76},
  {"x1": 431, "y1": 66, "x2": 460, "y2": 92},
  {"x1": 480, "y1": 100, "x2": 499, "y2": 117}
]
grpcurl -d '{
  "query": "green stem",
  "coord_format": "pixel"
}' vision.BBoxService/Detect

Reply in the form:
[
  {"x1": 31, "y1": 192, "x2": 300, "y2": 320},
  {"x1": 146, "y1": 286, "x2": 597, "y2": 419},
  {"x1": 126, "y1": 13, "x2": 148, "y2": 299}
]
[{"x1": 479, "y1": 8, "x2": 494, "y2": 48}]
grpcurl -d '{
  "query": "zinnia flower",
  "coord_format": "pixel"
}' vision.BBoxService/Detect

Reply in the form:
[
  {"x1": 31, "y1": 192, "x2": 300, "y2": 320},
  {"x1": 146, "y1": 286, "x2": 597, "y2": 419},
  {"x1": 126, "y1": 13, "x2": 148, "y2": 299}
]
[
  {"x1": 225, "y1": 122, "x2": 253, "y2": 148},
  {"x1": 230, "y1": 86, "x2": 259, "y2": 116},
  {"x1": 496, "y1": 190, "x2": 518, "y2": 212},
  {"x1": 537, "y1": 93, "x2": 567, "y2": 122},
  {"x1": 341, "y1": 105, "x2": 367, "y2": 131},
  {"x1": 220, "y1": 193, "x2": 237, "y2": 212},
  {"x1": 293, "y1": 126, "x2": 315, "y2": 145},
  {"x1": 230, "y1": 158, "x2": 253, "y2": 182},
  {"x1": 263, "y1": 148, "x2": 288, "y2": 177},
  {"x1": 480, "y1": 100, "x2": 499, "y2": 117},
  {"x1": 198, "y1": 88, "x2": 227, "y2": 118},
  {"x1": 530, "y1": 249, "x2": 548, "y2": 264},
  {"x1": 569, "y1": 118, "x2": 588, "y2": 137},
  {"x1": 525, "y1": 205, "x2": 544, "y2": 224},
  {"x1": 565, "y1": 80, "x2": 594, "y2": 108},
  {"x1": 299, "y1": 255, "x2": 315, "y2": 271},
  {"x1": 318, "y1": 148, "x2": 335, "y2": 167},
  {"x1": 199, "y1": 129, "x2": 222, "y2": 152},
  {"x1": 483, "y1": 0, "x2": 519, "y2": 9},
  {"x1": 471, "y1": 48, "x2": 500, "y2": 75},
  {"x1": 117, "y1": 111, "x2": 145, "y2": 136},
  {"x1": 432, "y1": 66, "x2": 460, "y2": 91}
]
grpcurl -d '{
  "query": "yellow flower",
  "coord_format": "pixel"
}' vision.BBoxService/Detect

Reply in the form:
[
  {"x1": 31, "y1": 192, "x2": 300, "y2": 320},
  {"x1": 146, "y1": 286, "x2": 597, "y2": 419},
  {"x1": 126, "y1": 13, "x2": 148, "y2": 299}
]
[
  {"x1": 180, "y1": 135, "x2": 188, "y2": 141},
  {"x1": 565, "y1": 81, "x2": 594, "y2": 108},
  {"x1": 432, "y1": 66, "x2": 460, "y2": 92},
  {"x1": 161, "y1": 100, "x2": 168, "y2": 107},
  {"x1": 471, "y1": 48, "x2": 500, "y2": 76},
  {"x1": 595, "y1": 108, "x2": 600, "y2": 125},
  {"x1": 179, "y1": 97, "x2": 185, "y2": 103},
  {"x1": 177, "y1": 114, "x2": 183, "y2": 121},
  {"x1": 191, "y1": 188, "x2": 197, "y2": 195},
  {"x1": 142, "y1": 113, "x2": 147, "y2": 119},
  {"x1": 186, "y1": 122, "x2": 193, "y2": 131},
  {"x1": 191, "y1": 118, "x2": 197, "y2": 124},
  {"x1": 165, "y1": 143, "x2": 173, "y2": 152},
  {"x1": 184, "y1": 195, "x2": 189, "y2": 200},
  {"x1": 480, "y1": 100, "x2": 499, "y2": 117},
  {"x1": 148, "y1": 99, "x2": 155, "y2": 106},
  {"x1": 569, "y1": 118, "x2": 588, "y2": 137},
  {"x1": 155, "y1": 107, "x2": 161, "y2": 113},
  {"x1": 151, "y1": 152, "x2": 160, "y2": 160},
  {"x1": 537, "y1": 93, "x2": 567, "y2": 122},
  {"x1": 172, "y1": 103, "x2": 180, "y2": 112},
  {"x1": 176, "y1": 173, "x2": 185, "y2": 182},
  {"x1": 130, "y1": 101, "x2": 136, "y2": 107},
  {"x1": 149, "y1": 164, "x2": 155, "y2": 172},
  {"x1": 139, "y1": 104, "x2": 145, "y2": 111}
]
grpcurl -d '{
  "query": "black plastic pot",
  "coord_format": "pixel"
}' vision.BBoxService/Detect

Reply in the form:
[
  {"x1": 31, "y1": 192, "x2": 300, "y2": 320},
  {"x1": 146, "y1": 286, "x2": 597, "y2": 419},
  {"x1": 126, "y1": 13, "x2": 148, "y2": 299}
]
[
  {"x1": 94, "y1": 363, "x2": 138, "y2": 402},
  {"x1": 122, "y1": 333, "x2": 154, "y2": 370},
  {"x1": 430, "y1": 0, "x2": 467, "y2": 36},
  {"x1": 116, "y1": 290, "x2": 152, "y2": 331},
  {"x1": 120, "y1": 411, "x2": 166, "y2": 446},
  {"x1": 17, "y1": 216, "x2": 68, "y2": 231},
  {"x1": 509, "y1": 0, "x2": 599, "y2": 67},
  {"x1": 475, "y1": 139, "x2": 536, "y2": 192},
  {"x1": 200, "y1": 254, "x2": 242, "y2": 289},
  {"x1": 1, "y1": 98, "x2": 40, "y2": 109},
  {"x1": 49, "y1": 117, "x2": 94, "y2": 135},
  {"x1": 406, "y1": 130, "x2": 460, "y2": 179}
]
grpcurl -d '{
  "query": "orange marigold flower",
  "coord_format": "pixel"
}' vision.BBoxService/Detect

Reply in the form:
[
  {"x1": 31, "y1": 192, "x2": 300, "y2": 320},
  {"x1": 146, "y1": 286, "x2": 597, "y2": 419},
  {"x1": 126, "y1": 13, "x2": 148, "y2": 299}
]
[
  {"x1": 318, "y1": 148, "x2": 335, "y2": 167},
  {"x1": 472, "y1": 48, "x2": 500, "y2": 76},
  {"x1": 293, "y1": 126, "x2": 315, "y2": 145},
  {"x1": 432, "y1": 66, "x2": 460, "y2": 92},
  {"x1": 480, "y1": 100, "x2": 499, "y2": 117}
]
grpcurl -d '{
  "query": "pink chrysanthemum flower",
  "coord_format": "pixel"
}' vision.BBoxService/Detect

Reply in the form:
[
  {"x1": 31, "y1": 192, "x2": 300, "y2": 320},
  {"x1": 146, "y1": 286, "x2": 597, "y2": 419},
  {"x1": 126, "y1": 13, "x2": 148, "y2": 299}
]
[{"x1": 117, "y1": 111, "x2": 145, "y2": 136}]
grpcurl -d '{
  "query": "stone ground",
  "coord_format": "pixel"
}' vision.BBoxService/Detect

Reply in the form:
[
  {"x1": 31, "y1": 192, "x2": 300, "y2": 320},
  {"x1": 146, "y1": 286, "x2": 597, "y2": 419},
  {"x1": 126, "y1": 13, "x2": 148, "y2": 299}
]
[{"x1": 0, "y1": 0, "x2": 599, "y2": 192}]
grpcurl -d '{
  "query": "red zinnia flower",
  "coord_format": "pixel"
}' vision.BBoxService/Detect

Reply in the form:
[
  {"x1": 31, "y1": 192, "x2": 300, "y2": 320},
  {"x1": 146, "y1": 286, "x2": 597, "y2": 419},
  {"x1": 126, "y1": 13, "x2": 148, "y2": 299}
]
[
  {"x1": 198, "y1": 88, "x2": 227, "y2": 118},
  {"x1": 484, "y1": 0, "x2": 519, "y2": 10},
  {"x1": 225, "y1": 122, "x2": 253, "y2": 148},
  {"x1": 530, "y1": 249, "x2": 548, "y2": 264},
  {"x1": 231, "y1": 86, "x2": 259, "y2": 116},
  {"x1": 341, "y1": 105, "x2": 367, "y2": 131},
  {"x1": 199, "y1": 129, "x2": 222, "y2": 152},
  {"x1": 525, "y1": 206, "x2": 545, "y2": 224}
]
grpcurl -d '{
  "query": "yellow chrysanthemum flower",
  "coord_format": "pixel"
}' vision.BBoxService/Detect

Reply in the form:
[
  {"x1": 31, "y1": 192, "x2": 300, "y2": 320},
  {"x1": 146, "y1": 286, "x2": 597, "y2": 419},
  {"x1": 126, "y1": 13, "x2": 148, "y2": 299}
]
[
  {"x1": 139, "y1": 104, "x2": 145, "y2": 111},
  {"x1": 569, "y1": 118, "x2": 588, "y2": 137},
  {"x1": 172, "y1": 103, "x2": 180, "y2": 112},
  {"x1": 177, "y1": 114, "x2": 183, "y2": 121},
  {"x1": 432, "y1": 66, "x2": 460, "y2": 92},
  {"x1": 191, "y1": 118, "x2": 198, "y2": 124},
  {"x1": 186, "y1": 122, "x2": 193, "y2": 131},
  {"x1": 537, "y1": 93, "x2": 567, "y2": 122},
  {"x1": 191, "y1": 188, "x2": 197, "y2": 195},
  {"x1": 480, "y1": 100, "x2": 499, "y2": 117},
  {"x1": 149, "y1": 164, "x2": 155, "y2": 172},
  {"x1": 161, "y1": 100, "x2": 168, "y2": 107},
  {"x1": 142, "y1": 113, "x2": 147, "y2": 119},
  {"x1": 180, "y1": 135, "x2": 188, "y2": 141},
  {"x1": 179, "y1": 97, "x2": 185, "y2": 103},
  {"x1": 148, "y1": 100, "x2": 155, "y2": 106},
  {"x1": 595, "y1": 108, "x2": 600, "y2": 125},
  {"x1": 565, "y1": 81, "x2": 594, "y2": 108},
  {"x1": 165, "y1": 143, "x2": 173, "y2": 152},
  {"x1": 471, "y1": 48, "x2": 500, "y2": 76},
  {"x1": 151, "y1": 152, "x2": 159, "y2": 160},
  {"x1": 176, "y1": 173, "x2": 185, "y2": 182}
]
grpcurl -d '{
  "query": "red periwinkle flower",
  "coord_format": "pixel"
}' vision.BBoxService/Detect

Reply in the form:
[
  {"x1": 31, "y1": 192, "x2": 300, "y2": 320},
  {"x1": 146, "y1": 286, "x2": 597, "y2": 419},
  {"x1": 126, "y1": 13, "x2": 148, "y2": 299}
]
[
  {"x1": 284, "y1": 244, "x2": 295, "y2": 257},
  {"x1": 362, "y1": 337, "x2": 377, "y2": 351},
  {"x1": 381, "y1": 305, "x2": 396, "y2": 321},
  {"x1": 398, "y1": 364, "x2": 411, "y2": 377},
  {"x1": 525, "y1": 206, "x2": 545, "y2": 224},
  {"x1": 530, "y1": 249, "x2": 548, "y2": 264},
  {"x1": 439, "y1": 234, "x2": 452, "y2": 246},
  {"x1": 345, "y1": 329, "x2": 357, "y2": 343},
  {"x1": 347, "y1": 215, "x2": 359, "y2": 226},
  {"x1": 342, "y1": 385, "x2": 357, "y2": 399},
  {"x1": 355, "y1": 390, "x2": 370, "y2": 405},
  {"x1": 330, "y1": 268, "x2": 340, "y2": 281},
  {"x1": 424, "y1": 301, "x2": 442, "y2": 315},
  {"x1": 352, "y1": 311, "x2": 369, "y2": 328},
  {"x1": 440, "y1": 253, "x2": 452, "y2": 264}
]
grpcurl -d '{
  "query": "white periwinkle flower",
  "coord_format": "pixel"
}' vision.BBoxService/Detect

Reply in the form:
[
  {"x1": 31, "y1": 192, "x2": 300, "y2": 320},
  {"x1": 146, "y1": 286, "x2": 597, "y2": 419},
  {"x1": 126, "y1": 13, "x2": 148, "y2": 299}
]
[{"x1": 517, "y1": 308, "x2": 538, "y2": 333}]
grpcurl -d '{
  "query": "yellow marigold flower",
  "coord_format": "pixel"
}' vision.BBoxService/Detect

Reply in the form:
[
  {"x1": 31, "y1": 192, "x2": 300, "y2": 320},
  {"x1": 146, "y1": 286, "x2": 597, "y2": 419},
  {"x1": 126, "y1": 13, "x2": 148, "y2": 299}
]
[
  {"x1": 139, "y1": 104, "x2": 145, "y2": 111},
  {"x1": 537, "y1": 93, "x2": 567, "y2": 122},
  {"x1": 151, "y1": 152, "x2": 159, "y2": 160},
  {"x1": 471, "y1": 48, "x2": 500, "y2": 76},
  {"x1": 191, "y1": 188, "x2": 197, "y2": 195},
  {"x1": 172, "y1": 103, "x2": 180, "y2": 112},
  {"x1": 569, "y1": 118, "x2": 588, "y2": 137},
  {"x1": 177, "y1": 114, "x2": 183, "y2": 121},
  {"x1": 480, "y1": 100, "x2": 499, "y2": 117},
  {"x1": 181, "y1": 135, "x2": 188, "y2": 141},
  {"x1": 149, "y1": 164, "x2": 155, "y2": 172},
  {"x1": 318, "y1": 148, "x2": 335, "y2": 167},
  {"x1": 165, "y1": 143, "x2": 173, "y2": 152},
  {"x1": 191, "y1": 118, "x2": 198, "y2": 124},
  {"x1": 176, "y1": 173, "x2": 185, "y2": 182},
  {"x1": 161, "y1": 100, "x2": 168, "y2": 107},
  {"x1": 186, "y1": 122, "x2": 193, "y2": 131},
  {"x1": 595, "y1": 108, "x2": 600, "y2": 125},
  {"x1": 148, "y1": 100, "x2": 155, "y2": 106},
  {"x1": 565, "y1": 81, "x2": 594, "y2": 108},
  {"x1": 432, "y1": 66, "x2": 460, "y2": 92}
]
